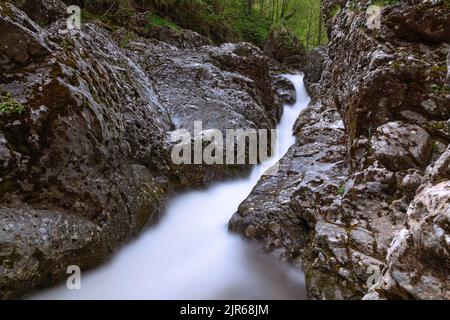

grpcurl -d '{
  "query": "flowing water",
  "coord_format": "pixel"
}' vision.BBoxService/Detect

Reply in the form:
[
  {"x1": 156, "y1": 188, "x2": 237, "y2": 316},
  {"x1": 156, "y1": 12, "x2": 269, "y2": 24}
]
[{"x1": 34, "y1": 74, "x2": 311, "y2": 300}]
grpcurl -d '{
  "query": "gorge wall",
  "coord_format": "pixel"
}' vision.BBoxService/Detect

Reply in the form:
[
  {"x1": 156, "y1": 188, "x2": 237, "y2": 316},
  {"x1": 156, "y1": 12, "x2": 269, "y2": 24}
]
[{"x1": 230, "y1": 0, "x2": 450, "y2": 299}]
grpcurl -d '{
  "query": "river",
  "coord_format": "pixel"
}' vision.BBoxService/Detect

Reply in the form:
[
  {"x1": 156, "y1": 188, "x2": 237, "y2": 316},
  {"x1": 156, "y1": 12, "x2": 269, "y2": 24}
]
[{"x1": 33, "y1": 74, "x2": 310, "y2": 300}]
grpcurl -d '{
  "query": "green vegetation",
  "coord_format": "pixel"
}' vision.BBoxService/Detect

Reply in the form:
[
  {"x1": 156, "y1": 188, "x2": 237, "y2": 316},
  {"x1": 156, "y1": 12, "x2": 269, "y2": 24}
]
[
  {"x1": 0, "y1": 93, "x2": 26, "y2": 115},
  {"x1": 337, "y1": 183, "x2": 346, "y2": 197},
  {"x1": 145, "y1": 13, "x2": 180, "y2": 31},
  {"x1": 75, "y1": 0, "x2": 326, "y2": 49},
  {"x1": 331, "y1": 5, "x2": 341, "y2": 18},
  {"x1": 430, "y1": 122, "x2": 445, "y2": 131},
  {"x1": 118, "y1": 30, "x2": 135, "y2": 47},
  {"x1": 372, "y1": 0, "x2": 400, "y2": 6},
  {"x1": 431, "y1": 65, "x2": 448, "y2": 73},
  {"x1": 431, "y1": 84, "x2": 450, "y2": 94},
  {"x1": 432, "y1": 140, "x2": 440, "y2": 153}
]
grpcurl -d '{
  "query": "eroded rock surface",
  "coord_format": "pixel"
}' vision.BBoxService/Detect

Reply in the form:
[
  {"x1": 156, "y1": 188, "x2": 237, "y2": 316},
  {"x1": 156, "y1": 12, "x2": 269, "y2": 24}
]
[{"x1": 230, "y1": 0, "x2": 450, "y2": 299}]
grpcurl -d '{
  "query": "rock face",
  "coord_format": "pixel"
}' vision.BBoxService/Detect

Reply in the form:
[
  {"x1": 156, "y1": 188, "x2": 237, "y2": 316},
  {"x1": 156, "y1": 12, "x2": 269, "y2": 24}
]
[
  {"x1": 303, "y1": 45, "x2": 328, "y2": 96},
  {"x1": 0, "y1": 1, "x2": 279, "y2": 298},
  {"x1": 371, "y1": 121, "x2": 432, "y2": 171},
  {"x1": 230, "y1": 0, "x2": 450, "y2": 300},
  {"x1": 263, "y1": 27, "x2": 306, "y2": 70},
  {"x1": 366, "y1": 147, "x2": 450, "y2": 300}
]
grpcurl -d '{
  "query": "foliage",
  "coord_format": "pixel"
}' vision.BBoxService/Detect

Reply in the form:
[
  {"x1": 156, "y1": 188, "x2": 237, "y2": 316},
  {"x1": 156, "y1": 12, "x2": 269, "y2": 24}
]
[
  {"x1": 73, "y1": 0, "x2": 327, "y2": 48},
  {"x1": 371, "y1": 0, "x2": 399, "y2": 7},
  {"x1": 331, "y1": 4, "x2": 341, "y2": 17},
  {"x1": 337, "y1": 183, "x2": 346, "y2": 197},
  {"x1": 146, "y1": 13, "x2": 180, "y2": 30},
  {"x1": 0, "y1": 93, "x2": 26, "y2": 115}
]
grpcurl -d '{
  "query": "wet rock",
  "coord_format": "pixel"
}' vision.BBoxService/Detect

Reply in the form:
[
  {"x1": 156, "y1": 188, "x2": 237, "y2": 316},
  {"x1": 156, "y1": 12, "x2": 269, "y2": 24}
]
[
  {"x1": 8, "y1": 0, "x2": 67, "y2": 26},
  {"x1": 303, "y1": 45, "x2": 328, "y2": 94},
  {"x1": 0, "y1": 3, "x2": 50, "y2": 65},
  {"x1": 123, "y1": 38, "x2": 278, "y2": 186},
  {"x1": 325, "y1": 0, "x2": 450, "y2": 140},
  {"x1": 272, "y1": 76, "x2": 296, "y2": 105},
  {"x1": 381, "y1": 0, "x2": 450, "y2": 43},
  {"x1": 263, "y1": 27, "x2": 305, "y2": 69},
  {"x1": 268, "y1": 222, "x2": 281, "y2": 234},
  {"x1": 142, "y1": 26, "x2": 212, "y2": 49},
  {"x1": 0, "y1": 133, "x2": 11, "y2": 169},
  {"x1": 367, "y1": 178, "x2": 450, "y2": 299},
  {"x1": 371, "y1": 122, "x2": 432, "y2": 171},
  {"x1": 0, "y1": 207, "x2": 105, "y2": 299}
]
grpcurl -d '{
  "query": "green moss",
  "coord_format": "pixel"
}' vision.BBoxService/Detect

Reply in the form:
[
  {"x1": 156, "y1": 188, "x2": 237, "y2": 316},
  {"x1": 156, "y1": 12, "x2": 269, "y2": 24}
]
[
  {"x1": 0, "y1": 1, "x2": 13, "y2": 18},
  {"x1": 61, "y1": 39, "x2": 75, "y2": 52},
  {"x1": 431, "y1": 122, "x2": 445, "y2": 130},
  {"x1": 432, "y1": 140, "x2": 440, "y2": 153},
  {"x1": 431, "y1": 65, "x2": 448, "y2": 73},
  {"x1": 331, "y1": 5, "x2": 341, "y2": 17},
  {"x1": 118, "y1": 30, "x2": 135, "y2": 48},
  {"x1": 337, "y1": 183, "x2": 346, "y2": 197},
  {"x1": 431, "y1": 84, "x2": 450, "y2": 94},
  {"x1": 146, "y1": 14, "x2": 180, "y2": 31},
  {"x1": 372, "y1": 0, "x2": 399, "y2": 7},
  {"x1": 0, "y1": 93, "x2": 26, "y2": 115}
]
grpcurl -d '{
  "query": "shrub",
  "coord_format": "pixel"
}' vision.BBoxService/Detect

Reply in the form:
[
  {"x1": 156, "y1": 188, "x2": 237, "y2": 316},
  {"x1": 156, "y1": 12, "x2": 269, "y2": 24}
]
[{"x1": 0, "y1": 93, "x2": 26, "y2": 115}]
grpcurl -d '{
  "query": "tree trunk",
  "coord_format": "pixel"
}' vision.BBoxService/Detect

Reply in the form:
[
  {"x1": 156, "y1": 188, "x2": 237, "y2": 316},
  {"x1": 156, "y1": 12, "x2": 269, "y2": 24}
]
[
  {"x1": 306, "y1": 8, "x2": 313, "y2": 50},
  {"x1": 247, "y1": 0, "x2": 254, "y2": 16},
  {"x1": 317, "y1": 6, "x2": 323, "y2": 45}
]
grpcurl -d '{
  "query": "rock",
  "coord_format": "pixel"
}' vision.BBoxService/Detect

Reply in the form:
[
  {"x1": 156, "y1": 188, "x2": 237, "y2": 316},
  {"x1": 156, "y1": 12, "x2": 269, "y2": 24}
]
[
  {"x1": 272, "y1": 76, "x2": 296, "y2": 105},
  {"x1": 401, "y1": 171, "x2": 423, "y2": 196},
  {"x1": 381, "y1": 0, "x2": 450, "y2": 43},
  {"x1": 0, "y1": 133, "x2": 11, "y2": 169},
  {"x1": 142, "y1": 26, "x2": 212, "y2": 49},
  {"x1": 8, "y1": 0, "x2": 67, "y2": 25},
  {"x1": 303, "y1": 45, "x2": 328, "y2": 94},
  {"x1": 446, "y1": 48, "x2": 450, "y2": 85},
  {"x1": 0, "y1": 207, "x2": 105, "y2": 299},
  {"x1": 368, "y1": 179, "x2": 450, "y2": 299},
  {"x1": 124, "y1": 39, "x2": 278, "y2": 186},
  {"x1": 371, "y1": 122, "x2": 432, "y2": 171},
  {"x1": 0, "y1": 3, "x2": 50, "y2": 65},
  {"x1": 268, "y1": 222, "x2": 281, "y2": 234},
  {"x1": 325, "y1": 0, "x2": 450, "y2": 139},
  {"x1": 263, "y1": 27, "x2": 305, "y2": 69}
]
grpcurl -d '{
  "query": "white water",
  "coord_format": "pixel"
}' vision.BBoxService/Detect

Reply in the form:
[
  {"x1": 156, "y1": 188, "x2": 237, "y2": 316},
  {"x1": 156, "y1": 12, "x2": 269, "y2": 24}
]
[{"x1": 34, "y1": 75, "x2": 310, "y2": 300}]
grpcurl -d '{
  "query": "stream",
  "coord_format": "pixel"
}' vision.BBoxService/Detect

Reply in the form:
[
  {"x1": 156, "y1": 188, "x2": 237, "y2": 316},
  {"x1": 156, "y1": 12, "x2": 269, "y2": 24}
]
[{"x1": 33, "y1": 74, "x2": 310, "y2": 300}]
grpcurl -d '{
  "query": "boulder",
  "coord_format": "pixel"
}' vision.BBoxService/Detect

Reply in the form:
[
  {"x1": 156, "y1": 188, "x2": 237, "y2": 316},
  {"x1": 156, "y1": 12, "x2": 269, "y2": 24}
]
[
  {"x1": 263, "y1": 27, "x2": 306, "y2": 69},
  {"x1": 8, "y1": 0, "x2": 67, "y2": 25},
  {"x1": 303, "y1": 45, "x2": 328, "y2": 94},
  {"x1": 371, "y1": 122, "x2": 432, "y2": 171},
  {"x1": 0, "y1": 3, "x2": 50, "y2": 65},
  {"x1": 367, "y1": 175, "x2": 450, "y2": 299},
  {"x1": 140, "y1": 25, "x2": 212, "y2": 49}
]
